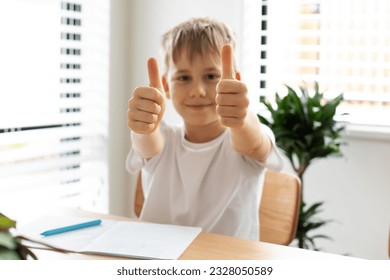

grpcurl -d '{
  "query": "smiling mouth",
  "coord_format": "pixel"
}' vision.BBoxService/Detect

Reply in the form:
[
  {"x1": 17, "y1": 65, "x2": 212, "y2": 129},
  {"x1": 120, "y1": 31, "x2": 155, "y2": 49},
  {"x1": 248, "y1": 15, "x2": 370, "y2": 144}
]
[{"x1": 186, "y1": 104, "x2": 213, "y2": 108}]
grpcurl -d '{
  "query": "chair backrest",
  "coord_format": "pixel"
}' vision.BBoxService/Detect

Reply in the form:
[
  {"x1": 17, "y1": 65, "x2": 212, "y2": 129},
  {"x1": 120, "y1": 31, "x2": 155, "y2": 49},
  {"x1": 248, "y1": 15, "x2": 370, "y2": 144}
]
[
  {"x1": 134, "y1": 174, "x2": 144, "y2": 218},
  {"x1": 259, "y1": 169, "x2": 301, "y2": 245},
  {"x1": 134, "y1": 169, "x2": 301, "y2": 245}
]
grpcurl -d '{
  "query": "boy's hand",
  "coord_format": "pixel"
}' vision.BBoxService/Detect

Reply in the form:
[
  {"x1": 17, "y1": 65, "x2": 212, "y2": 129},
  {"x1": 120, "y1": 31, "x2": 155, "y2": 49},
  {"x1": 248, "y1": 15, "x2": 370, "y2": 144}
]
[
  {"x1": 216, "y1": 44, "x2": 249, "y2": 129},
  {"x1": 127, "y1": 58, "x2": 166, "y2": 134}
]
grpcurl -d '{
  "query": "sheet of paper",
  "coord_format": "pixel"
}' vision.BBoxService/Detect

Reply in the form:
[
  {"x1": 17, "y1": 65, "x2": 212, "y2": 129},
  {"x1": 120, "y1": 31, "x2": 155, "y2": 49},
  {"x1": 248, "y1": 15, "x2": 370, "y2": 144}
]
[
  {"x1": 15, "y1": 215, "x2": 118, "y2": 252},
  {"x1": 82, "y1": 221, "x2": 202, "y2": 259},
  {"x1": 15, "y1": 215, "x2": 201, "y2": 259}
]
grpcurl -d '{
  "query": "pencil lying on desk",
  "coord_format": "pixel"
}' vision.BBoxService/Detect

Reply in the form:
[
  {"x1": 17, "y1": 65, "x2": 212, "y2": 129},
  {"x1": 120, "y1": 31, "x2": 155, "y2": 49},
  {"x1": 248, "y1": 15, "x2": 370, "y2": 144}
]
[{"x1": 40, "y1": 219, "x2": 102, "y2": 237}]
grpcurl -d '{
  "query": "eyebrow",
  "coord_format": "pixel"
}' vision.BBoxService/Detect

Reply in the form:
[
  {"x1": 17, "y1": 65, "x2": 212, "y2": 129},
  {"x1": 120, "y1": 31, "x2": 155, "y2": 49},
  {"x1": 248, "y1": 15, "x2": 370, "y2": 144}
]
[
  {"x1": 173, "y1": 67, "x2": 221, "y2": 75},
  {"x1": 173, "y1": 69, "x2": 190, "y2": 75},
  {"x1": 204, "y1": 67, "x2": 221, "y2": 72}
]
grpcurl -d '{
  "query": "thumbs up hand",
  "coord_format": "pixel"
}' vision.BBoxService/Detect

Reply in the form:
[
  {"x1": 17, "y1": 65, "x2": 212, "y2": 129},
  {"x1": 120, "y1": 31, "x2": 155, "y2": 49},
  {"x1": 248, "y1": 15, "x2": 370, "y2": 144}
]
[
  {"x1": 128, "y1": 58, "x2": 166, "y2": 134},
  {"x1": 216, "y1": 44, "x2": 249, "y2": 128}
]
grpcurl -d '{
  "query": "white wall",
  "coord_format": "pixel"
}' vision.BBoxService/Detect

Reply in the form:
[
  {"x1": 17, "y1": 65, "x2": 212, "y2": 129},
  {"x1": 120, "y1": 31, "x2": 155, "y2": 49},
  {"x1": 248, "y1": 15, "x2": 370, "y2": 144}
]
[
  {"x1": 299, "y1": 130, "x2": 390, "y2": 260},
  {"x1": 109, "y1": 0, "x2": 390, "y2": 259},
  {"x1": 109, "y1": 0, "x2": 133, "y2": 216}
]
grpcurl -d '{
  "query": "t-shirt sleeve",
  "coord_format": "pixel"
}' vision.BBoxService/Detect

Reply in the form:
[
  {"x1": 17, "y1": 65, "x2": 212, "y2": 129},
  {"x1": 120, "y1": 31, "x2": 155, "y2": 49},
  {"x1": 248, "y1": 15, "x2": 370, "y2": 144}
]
[
  {"x1": 125, "y1": 122, "x2": 170, "y2": 175},
  {"x1": 261, "y1": 124, "x2": 284, "y2": 171},
  {"x1": 241, "y1": 123, "x2": 284, "y2": 173},
  {"x1": 125, "y1": 147, "x2": 147, "y2": 174}
]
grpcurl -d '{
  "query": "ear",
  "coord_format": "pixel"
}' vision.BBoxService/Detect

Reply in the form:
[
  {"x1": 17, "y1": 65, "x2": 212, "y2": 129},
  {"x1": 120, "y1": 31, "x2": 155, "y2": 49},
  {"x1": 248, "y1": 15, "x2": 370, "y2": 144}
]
[
  {"x1": 235, "y1": 71, "x2": 241, "y2": 81},
  {"x1": 162, "y1": 76, "x2": 170, "y2": 99}
]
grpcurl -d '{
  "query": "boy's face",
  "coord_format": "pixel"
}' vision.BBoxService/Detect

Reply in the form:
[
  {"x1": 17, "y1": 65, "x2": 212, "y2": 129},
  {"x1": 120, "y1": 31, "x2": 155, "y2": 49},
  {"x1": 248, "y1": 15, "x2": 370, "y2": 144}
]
[{"x1": 164, "y1": 49, "x2": 223, "y2": 129}]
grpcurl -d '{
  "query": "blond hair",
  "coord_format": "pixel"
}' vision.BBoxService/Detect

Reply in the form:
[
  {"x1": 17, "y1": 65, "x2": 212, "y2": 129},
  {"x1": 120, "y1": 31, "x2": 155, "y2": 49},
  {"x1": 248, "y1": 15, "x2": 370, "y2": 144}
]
[{"x1": 161, "y1": 17, "x2": 236, "y2": 74}]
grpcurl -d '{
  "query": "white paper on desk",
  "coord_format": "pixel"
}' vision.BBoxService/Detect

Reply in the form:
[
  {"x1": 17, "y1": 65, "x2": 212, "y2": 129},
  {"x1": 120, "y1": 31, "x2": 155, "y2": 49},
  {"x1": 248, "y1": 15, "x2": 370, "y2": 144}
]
[
  {"x1": 15, "y1": 216, "x2": 201, "y2": 260},
  {"x1": 83, "y1": 222, "x2": 201, "y2": 259}
]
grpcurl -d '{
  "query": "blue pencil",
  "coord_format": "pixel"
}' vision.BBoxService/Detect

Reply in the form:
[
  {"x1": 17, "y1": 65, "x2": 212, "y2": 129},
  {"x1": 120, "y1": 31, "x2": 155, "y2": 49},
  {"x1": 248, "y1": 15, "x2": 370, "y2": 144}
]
[{"x1": 40, "y1": 219, "x2": 102, "y2": 236}]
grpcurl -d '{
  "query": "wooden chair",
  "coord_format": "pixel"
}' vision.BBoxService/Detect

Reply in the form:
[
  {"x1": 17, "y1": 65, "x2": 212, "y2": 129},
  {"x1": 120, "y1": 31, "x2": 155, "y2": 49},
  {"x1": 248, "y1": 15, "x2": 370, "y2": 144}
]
[
  {"x1": 259, "y1": 170, "x2": 301, "y2": 245},
  {"x1": 134, "y1": 169, "x2": 301, "y2": 245}
]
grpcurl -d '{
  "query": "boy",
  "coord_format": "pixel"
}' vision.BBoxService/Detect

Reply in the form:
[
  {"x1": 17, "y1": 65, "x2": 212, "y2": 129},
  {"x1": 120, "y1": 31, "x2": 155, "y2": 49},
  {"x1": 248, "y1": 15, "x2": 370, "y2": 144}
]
[{"x1": 126, "y1": 17, "x2": 282, "y2": 240}]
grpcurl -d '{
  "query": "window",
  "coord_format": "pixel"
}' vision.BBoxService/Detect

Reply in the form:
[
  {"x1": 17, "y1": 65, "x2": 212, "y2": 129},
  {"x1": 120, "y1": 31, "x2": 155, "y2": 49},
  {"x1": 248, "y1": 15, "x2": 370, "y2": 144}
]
[
  {"x1": 0, "y1": 0, "x2": 110, "y2": 211},
  {"x1": 243, "y1": 0, "x2": 390, "y2": 127}
]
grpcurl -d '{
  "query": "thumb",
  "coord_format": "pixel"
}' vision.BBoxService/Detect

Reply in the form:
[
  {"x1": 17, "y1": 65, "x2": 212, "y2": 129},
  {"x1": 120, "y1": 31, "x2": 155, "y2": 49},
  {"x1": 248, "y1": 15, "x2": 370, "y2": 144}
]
[
  {"x1": 147, "y1": 57, "x2": 164, "y2": 90},
  {"x1": 221, "y1": 44, "x2": 235, "y2": 80},
  {"x1": 147, "y1": 58, "x2": 166, "y2": 131}
]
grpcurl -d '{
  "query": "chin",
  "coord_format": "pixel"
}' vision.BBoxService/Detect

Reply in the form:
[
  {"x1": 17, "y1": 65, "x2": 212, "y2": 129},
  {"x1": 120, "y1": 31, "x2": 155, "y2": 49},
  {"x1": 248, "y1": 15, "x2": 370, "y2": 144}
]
[{"x1": 187, "y1": 118, "x2": 221, "y2": 127}]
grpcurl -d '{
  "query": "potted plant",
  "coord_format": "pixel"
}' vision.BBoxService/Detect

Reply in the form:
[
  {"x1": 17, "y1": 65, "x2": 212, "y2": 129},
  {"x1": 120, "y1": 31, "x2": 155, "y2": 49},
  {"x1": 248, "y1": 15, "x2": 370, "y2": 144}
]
[
  {"x1": 0, "y1": 213, "x2": 37, "y2": 259},
  {"x1": 0, "y1": 213, "x2": 70, "y2": 260},
  {"x1": 258, "y1": 81, "x2": 345, "y2": 250}
]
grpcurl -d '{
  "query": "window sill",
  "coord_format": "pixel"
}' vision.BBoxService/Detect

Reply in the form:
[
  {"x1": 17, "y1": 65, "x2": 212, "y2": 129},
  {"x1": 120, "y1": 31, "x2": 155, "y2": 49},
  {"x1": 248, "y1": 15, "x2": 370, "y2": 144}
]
[
  {"x1": 342, "y1": 123, "x2": 390, "y2": 141},
  {"x1": 337, "y1": 109, "x2": 390, "y2": 141}
]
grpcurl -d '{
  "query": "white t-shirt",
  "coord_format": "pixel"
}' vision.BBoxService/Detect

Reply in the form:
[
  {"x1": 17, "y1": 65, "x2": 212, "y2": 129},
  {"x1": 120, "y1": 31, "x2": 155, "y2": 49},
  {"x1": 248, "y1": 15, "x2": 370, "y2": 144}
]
[{"x1": 126, "y1": 121, "x2": 283, "y2": 240}]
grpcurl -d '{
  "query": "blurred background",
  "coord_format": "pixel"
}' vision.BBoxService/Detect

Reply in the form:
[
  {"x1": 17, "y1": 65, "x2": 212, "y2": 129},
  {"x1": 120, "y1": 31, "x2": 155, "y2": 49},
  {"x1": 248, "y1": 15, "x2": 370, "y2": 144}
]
[{"x1": 0, "y1": 0, "x2": 389, "y2": 259}]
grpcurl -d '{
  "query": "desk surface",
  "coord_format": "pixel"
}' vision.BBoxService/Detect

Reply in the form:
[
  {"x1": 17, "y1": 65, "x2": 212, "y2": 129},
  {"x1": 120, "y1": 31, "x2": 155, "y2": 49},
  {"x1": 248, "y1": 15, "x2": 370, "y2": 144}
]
[{"x1": 9, "y1": 207, "x2": 355, "y2": 260}]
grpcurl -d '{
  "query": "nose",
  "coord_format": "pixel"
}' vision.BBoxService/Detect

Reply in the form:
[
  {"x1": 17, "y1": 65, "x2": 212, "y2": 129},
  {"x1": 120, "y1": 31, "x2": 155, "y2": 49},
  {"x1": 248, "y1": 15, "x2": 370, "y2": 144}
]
[{"x1": 189, "y1": 81, "x2": 206, "y2": 97}]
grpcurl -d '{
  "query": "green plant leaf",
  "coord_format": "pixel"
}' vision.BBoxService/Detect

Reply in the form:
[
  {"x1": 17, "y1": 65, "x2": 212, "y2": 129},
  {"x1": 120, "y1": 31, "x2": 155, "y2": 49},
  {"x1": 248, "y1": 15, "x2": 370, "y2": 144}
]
[
  {"x1": 0, "y1": 213, "x2": 17, "y2": 230},
  {"x1": 310, "y1": 234, "x2": 333, "y2": 241},
  {"x1": 301, "y1": 202, "x2": 324, "y2": 220},
  {"x1": 0, "y1": 232, "x2": 18, "y2": 250},
  {"x1": 303, "y1": 221, "x2": 331, "y2": 231},
  {"x1": 0, "y1": 247, "x2": 21, "y2": 260}
]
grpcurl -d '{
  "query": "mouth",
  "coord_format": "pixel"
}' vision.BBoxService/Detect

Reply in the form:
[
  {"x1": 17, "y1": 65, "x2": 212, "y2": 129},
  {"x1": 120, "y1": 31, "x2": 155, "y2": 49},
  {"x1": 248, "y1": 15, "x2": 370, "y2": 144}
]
[
  {"x1": 186, "y1": 104, "x2": 214, "y2": 110},
  {"x1": 186, "y1": 104, "x2": 214, "y2": 111}
]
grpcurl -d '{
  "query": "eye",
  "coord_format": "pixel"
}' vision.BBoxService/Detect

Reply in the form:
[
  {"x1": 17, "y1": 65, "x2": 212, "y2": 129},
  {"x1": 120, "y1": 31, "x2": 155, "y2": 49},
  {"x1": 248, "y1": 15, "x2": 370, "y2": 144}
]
[
  {"x1": 178, "y1": 75, "x2": 190, "y2": 81},
  {"x1": 205, "y1": 73, "x2": 220, "y2": 81}
]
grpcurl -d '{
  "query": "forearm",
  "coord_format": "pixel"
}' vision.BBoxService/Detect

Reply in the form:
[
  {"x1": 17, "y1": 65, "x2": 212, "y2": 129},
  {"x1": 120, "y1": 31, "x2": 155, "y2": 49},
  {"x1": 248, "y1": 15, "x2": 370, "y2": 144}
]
[
  {"x1": 130, "y1": 128, "x2": 164, "y2": 160},
  {"x1": 229, "y1": 111, "x2": 272, "y2": 162}
]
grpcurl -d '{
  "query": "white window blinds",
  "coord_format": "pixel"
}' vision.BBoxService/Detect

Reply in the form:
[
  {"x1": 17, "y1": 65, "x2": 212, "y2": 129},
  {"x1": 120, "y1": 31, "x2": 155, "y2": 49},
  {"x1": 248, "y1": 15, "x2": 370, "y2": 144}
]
[
  {"x1": 0, "y1": 0, "x2": 109, "y2": 211},
  {"x1": 244, "y1": 0, "x2": 390, "y2": 126}
]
